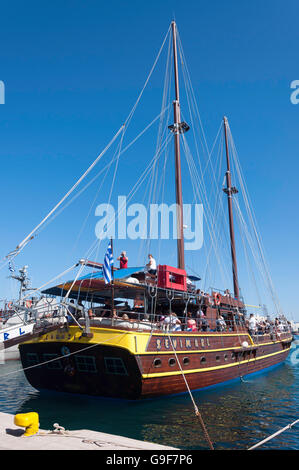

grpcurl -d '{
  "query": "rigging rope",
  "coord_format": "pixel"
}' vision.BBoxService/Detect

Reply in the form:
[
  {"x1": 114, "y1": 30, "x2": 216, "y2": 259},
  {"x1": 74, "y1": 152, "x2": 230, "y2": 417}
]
[
  {"x1": 77, "y1": 131, "x2": 173, "y2": 264},
  {"x1": 167, "y1": 333, "x2": 214, "y2": 450},
  {"x1": 247, "y1": 419, "x2": 299, "y2": 450},
  {"x1": 227, "y1": 123, "x2": 282, "y2": 315},
  {"x1": 6, "y1": 125, "x2": 125, "y2": 260},
  {"x1": 5, "y1": 25, "x2": 172, "y2": 263},
  {"x1": 36, "y1": 104, "x2": 172, "y2": 237}
]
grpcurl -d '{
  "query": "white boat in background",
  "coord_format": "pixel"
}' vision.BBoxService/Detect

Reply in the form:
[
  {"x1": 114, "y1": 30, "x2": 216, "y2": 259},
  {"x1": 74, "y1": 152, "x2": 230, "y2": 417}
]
[{"x1": 0, "y1": 266, "x2": 66, "y2": 362}]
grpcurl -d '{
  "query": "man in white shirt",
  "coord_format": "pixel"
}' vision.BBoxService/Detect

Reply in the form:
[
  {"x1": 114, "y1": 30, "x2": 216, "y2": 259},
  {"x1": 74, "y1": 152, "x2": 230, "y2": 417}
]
[
  {"x1": 163, "y1": 312, "x2": 181, "y2": 331},
  {"x1": 248, "y1": 314, "x2": 257, "y2": 335},
  {"x1": 146, "y1": 254, "x2": 157, "y2": 275}
]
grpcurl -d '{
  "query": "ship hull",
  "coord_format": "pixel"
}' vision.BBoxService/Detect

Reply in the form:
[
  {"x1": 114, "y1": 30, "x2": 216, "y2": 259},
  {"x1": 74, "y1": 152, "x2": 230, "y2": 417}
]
[
  {"x1": 19, "y1": 325, "x2": 292, "y2": 400},
  {"x1": 20, "y1": 342, "x2": 142, "y2": 399}
]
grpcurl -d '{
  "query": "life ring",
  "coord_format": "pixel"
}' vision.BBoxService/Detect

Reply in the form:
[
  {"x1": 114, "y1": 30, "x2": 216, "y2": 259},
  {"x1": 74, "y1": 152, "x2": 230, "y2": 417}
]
[
  {"x1": 7, "y1": 301, "x2": 13, "y2": 309},
  {"x1": 213, "y1": 293, "x2": 221, "y2": 306},
  {"x1": 25, "y1": 300, "x2": 32, "y2": 308}
]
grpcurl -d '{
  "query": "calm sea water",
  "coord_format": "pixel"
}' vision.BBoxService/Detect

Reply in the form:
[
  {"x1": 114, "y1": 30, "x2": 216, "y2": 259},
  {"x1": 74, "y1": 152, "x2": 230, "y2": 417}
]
[{"x1": 0, "y1": 338, "x2": 298, "y2": 451}]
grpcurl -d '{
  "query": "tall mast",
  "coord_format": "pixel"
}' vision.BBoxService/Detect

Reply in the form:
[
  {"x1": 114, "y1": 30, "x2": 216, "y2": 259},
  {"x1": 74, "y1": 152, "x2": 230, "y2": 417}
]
[
  {"x1": 223, "y1": 116, "x2": 240, "y2": 299},
  {"x1": 171, "y1": 21, "x2": 185, "y2": 270}
]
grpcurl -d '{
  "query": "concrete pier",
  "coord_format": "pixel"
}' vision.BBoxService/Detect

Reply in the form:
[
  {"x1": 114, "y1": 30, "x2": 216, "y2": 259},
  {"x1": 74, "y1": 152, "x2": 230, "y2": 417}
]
[{"x1": 0, "y1": 412, "x2": 177, "y2": 450}]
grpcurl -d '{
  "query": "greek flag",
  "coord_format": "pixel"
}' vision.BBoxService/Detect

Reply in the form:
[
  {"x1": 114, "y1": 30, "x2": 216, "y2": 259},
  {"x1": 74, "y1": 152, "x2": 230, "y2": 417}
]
[
  {"x1": 103, "y1": 242, "x2": 114, "y2": 284},
  {"x1": 8, "y1": 261, "x2": 15, "y2": 273}
]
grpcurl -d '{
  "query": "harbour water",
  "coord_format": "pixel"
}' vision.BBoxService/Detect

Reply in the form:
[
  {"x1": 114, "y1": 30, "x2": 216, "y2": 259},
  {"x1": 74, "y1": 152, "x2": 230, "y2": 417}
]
[{"x1": 0, "y1": 337, "x2": 298, "y2": 451}]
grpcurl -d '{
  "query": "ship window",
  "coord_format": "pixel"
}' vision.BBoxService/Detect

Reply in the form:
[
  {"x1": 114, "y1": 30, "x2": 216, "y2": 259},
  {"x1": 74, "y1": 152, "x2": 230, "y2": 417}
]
[
  {"x1": 26, "y1": 352, "x2": 40, "y2": 367},
  {"x1": 43, "y1": 353, "x2": 62, "y2": 370},
  {"x1": 216, "y1": 355, "x2": 220, "y2": 362},
  {"x1": 104, "y1": 357, "x2": 128, "y2": 376},
  {"x1": 183, "y1": 357, "x2": 190, "y2": 365},
  {"x1": 153, "y1": 358, "x2": 162, "y2": 368},
  {"x1": 169, "y1": 358, "x2": 176, "y2": 367},
  {"x1": 75, "y1": 355, "x2": 97, "y2": 373},
  {"x1": 200, "y1": 357, "x2": 206, "y2": 364}
]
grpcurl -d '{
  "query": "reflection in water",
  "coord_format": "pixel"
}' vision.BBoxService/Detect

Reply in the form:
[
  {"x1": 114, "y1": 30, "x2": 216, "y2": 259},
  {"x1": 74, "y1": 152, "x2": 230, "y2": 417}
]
[{"x1": 0, "y1": 353, "x2": 298, "y2": 450}]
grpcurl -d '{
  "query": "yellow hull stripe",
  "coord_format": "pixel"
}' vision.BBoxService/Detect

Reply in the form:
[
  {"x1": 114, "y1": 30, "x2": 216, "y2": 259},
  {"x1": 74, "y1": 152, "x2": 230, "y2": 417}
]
[
  {"x1": 22, "y1": 326, "x2": 250, "y2": 351},
  {"x1": 142, "y1": 348, "x2": 290, "y2": 379},
  {"x1": 23, "y1": 327, "x2": 291, "y2": 357}
]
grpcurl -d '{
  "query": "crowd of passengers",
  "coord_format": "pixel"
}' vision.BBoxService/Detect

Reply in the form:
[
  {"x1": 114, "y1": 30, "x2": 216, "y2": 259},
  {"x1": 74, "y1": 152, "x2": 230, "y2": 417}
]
[
  {"x1": 66, "y1": 299, "x2": 291, "y2": 335},
  {"x1": 65, "y1": 251, "x2": 291, "y2": 334}
]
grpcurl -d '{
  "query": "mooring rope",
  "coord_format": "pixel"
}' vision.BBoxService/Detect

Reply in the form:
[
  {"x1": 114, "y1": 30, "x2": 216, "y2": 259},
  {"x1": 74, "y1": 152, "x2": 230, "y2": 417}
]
[
  {"x1": 167, "y1": 333, "x2": 214, "y2": 450},
  {"x1": 247, "y1": 418, "x2": 299, "y2": 450}
]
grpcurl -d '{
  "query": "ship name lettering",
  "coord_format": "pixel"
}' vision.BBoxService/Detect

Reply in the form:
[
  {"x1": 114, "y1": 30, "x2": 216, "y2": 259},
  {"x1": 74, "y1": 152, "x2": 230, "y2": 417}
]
[
  {"x1": 185, "y1": 338, "x2": 192, "y2": 349},
  {"x1": 164, "y1": 338, "x2": 170, "y2": 349},
  {"x1": 156, "y1": 339, "x2": 162, "y2": 350}
]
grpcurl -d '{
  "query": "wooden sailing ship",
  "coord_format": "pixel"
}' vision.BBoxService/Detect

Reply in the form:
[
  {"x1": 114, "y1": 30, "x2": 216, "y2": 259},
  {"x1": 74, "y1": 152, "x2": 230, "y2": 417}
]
[{"x1": 18, "y1": 22, "x2": 293, "y2": 399}]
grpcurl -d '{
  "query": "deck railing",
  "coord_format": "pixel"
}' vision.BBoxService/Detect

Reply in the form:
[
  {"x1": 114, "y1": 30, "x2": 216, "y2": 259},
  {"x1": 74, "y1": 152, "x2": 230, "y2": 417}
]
[{"x1": 82, "y1": 308, "x2": 292, "y2": 336}]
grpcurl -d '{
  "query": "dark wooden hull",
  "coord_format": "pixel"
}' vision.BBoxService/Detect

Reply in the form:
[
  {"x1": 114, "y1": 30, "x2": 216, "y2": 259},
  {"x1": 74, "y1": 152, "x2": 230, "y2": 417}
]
[
  {"x1": 140, "y1": 346, "x2": 290, "y2": 398},
  {"x1": 19, "y1": 327, "x2": 293, "y2": 400},
  {"x1": 19, "y1": 342, "x2": 143, "y2": 399}
]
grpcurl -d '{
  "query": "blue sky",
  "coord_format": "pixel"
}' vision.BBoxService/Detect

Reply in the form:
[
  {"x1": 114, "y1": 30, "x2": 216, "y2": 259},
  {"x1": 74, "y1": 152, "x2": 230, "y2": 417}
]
[{"x1": 0, "y1": 0, "x2": 299, "y2": 321}]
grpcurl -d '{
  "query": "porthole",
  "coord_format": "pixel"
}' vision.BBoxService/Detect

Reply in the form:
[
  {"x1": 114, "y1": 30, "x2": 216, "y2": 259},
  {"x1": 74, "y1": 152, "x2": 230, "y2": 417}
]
[
  {"x1": 216, "y1": 355, "x2": 220, "y2": 362},
  {"x1": 169, "y1": 358, "x2": 176, "y2": 367},
  {"x1": 183, "y1": 357, "x2": 190, "y2": 365},
  {"x1": 200, "y1": 357, "x2": 206, "y2": 364},
  {"x1": 224, "y1": 354, "x2": 228, "y2": 361},
  {"x1": 153, "y1": 358, "x2": 162, "y2": 368}
]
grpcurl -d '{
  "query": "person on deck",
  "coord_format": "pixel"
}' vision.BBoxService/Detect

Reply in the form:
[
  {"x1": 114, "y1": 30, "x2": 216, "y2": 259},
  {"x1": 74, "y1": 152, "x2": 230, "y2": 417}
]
[
  {"x1": 117, "y1": 251, "x2": 128, "y2": 269},
  {"x1": 163, "y1": 312, "x2": 181, "y2": 331},
  {"x1": 248, "y1": 313, "x2": 257, "y2": 336},
  {"x1": 186, "y1": 312, "x2": 197, "y2": 331},
  {"x1": 66, "y1": 300, "x2": 76, "y2": 324},
  {"x1": 119, "y1": 301, "x2": 131, "y2": 312},
  {"x1": 216, "y1": 314, "x2": 226, "y2": 331},
  {"x1": 200, "y1": 316, "x2": 209, "y2": 332},
  {"x1": 88, "y1": 308, "x2": 95, "y2": 319},
  {"x1": 146, "y1": 254, "x2": 157, "y2": 275},
  {"x1": 99, "y1": 300, "x2": 112, "y2": 318},
  {"x1": 66, "y1": 300, "x2": 83, "y2": 323}
]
